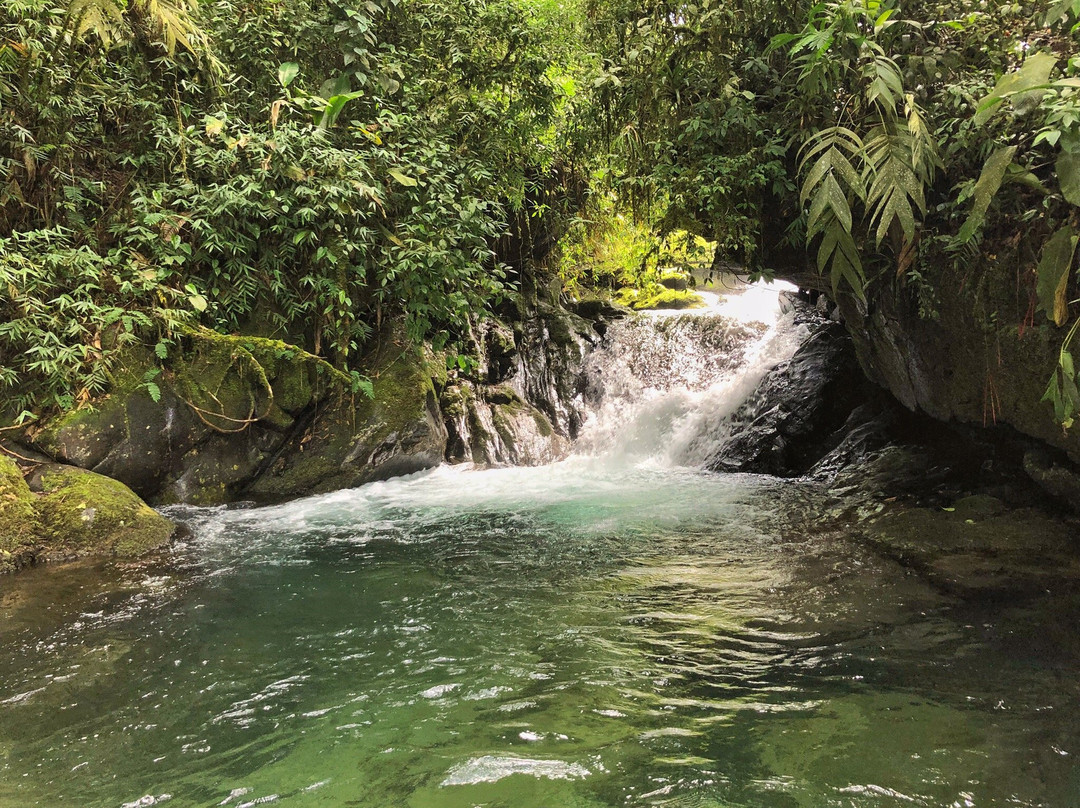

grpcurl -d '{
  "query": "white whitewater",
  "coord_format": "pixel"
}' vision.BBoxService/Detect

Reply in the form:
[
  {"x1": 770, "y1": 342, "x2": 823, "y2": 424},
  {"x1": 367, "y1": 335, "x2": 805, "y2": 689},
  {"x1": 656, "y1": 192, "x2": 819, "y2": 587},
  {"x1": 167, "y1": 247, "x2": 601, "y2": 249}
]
[{"x1": 575, "y1": 278, "x2": 804, "y2": 467}]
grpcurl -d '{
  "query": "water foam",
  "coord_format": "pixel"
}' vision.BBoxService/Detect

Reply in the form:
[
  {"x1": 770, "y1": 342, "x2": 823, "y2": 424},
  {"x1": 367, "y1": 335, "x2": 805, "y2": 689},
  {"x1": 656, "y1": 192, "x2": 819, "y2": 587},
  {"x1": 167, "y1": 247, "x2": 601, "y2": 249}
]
[{"x1": 575, "y1": 279, "x2": 805, "y2": 467}]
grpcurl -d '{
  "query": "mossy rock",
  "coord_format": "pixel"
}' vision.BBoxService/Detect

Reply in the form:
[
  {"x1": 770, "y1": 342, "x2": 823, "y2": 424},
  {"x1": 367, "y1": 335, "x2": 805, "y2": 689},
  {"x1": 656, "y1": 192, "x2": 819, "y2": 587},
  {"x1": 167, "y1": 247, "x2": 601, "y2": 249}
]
[
  {"x1": 247, "y1": 345, "x2": 448, "y2": 500},
  {"x1": 0, "y1": 456, "x2": 41, "y2": 573},
  {"x1": 33, "y1": 466, "x2": 175, "y2": 560},
  {"x1": 615, "y1": 284, "x2": 705, "y2": 311},
  {"x1": 657, "y1": 270, "x2": 690, "y2": 290}
]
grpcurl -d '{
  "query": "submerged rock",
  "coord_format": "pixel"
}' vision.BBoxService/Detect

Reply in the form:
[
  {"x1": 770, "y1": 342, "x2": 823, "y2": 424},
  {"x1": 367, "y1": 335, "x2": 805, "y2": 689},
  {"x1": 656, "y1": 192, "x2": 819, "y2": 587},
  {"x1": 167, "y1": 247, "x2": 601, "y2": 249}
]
[{"x1": 861, "y1": 501, "x2": 1080, "y2": 596}]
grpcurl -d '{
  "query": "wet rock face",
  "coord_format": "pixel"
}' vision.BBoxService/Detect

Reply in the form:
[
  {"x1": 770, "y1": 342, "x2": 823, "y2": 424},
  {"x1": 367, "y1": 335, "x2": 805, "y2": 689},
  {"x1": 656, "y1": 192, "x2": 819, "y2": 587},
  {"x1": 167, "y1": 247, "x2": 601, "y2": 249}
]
[
  {"x1": 831, "y1": 268, "x2": 1080, "y2": 462},
  {"x1": 707, "y1": 311, "x2": 871, "y2": 476}
]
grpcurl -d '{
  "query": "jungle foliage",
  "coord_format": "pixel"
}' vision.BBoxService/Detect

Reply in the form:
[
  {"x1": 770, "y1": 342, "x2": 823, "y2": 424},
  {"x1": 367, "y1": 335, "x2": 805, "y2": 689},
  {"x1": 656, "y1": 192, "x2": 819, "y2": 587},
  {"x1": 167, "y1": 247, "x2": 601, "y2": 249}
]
[
  {"x1": 1, "y1": 0, "x2": 583, "y2": 417},
  {"x1": 4, "y1": 0, "x2": 1080, "y2": 426}
]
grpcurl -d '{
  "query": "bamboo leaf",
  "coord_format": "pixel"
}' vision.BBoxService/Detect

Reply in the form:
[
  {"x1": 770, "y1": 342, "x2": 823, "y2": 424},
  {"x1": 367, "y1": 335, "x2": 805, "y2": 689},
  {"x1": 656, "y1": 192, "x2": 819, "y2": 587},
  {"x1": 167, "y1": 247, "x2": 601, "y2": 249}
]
[{"x1": 388, "y1": 169, "x2": 418, "y2": 187}]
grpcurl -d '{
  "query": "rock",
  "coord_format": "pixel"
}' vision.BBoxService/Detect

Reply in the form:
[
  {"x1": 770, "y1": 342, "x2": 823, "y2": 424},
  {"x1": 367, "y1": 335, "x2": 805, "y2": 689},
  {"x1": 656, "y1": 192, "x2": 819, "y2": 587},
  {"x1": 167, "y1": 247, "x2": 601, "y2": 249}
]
[
  {"x1": 1023, "y1": 447, "x2": 1080, "y2": 509},
  {"x1": 442, "y1": 381, "x2": 570, "y2": 466},
  {"x1": 707, "y1": 312, "x2": 871, "y2": 475},
  {"x1": 861, "y1": 503, "x2": 1080, "y2": 596},
  {"x1": 14, "y1": 464, "x2": 175, "y2": 565},
  {"x1": 828, "y1": 263, "x2": 1080, "y2": 463},
  {"x1": 245, "y1": 345, "x2": 448, "y2": 500},
  {"x1": 30, "y1": 338, "x2": 326, "y2": 505},
  {"x1": 24, "y1": 287, "x2": 602, "y2": 504},
  {"x1": 0, "y1": 456, "x2": 41, "y2": 573}
]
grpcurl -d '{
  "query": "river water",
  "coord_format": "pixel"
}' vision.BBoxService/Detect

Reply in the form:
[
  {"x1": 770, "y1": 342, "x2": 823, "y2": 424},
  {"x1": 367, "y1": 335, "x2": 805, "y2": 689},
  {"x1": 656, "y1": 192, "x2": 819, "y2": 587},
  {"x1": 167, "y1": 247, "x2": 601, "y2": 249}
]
[{"x1": 1, "y1": 284, "x2": 1079, "y2": 807}]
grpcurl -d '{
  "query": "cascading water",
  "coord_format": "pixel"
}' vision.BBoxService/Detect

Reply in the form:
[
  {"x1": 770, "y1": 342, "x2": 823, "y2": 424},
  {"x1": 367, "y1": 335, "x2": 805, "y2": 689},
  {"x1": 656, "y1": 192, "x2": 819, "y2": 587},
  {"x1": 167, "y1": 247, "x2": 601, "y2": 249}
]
[
  {"x1": 2, "y1": 282, "x2": 1079, "y2": 808},
  {"x1": 574, "y1": 281, "x2": 804, "y2": 467}
]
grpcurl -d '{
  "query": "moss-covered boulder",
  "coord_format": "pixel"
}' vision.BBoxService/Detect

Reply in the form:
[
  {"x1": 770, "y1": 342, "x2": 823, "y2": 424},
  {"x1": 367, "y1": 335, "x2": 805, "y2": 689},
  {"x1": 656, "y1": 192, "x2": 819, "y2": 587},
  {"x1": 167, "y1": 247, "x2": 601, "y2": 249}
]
[
  {"x1": 29, "y1": 336, "x2": 329, "y2": 505},
  {"x1": 0, "y1": 456, "x2": 41, "y2": 573},
  {"x1": 31, "y1": 465, "x2": 175, "y2": 561}
]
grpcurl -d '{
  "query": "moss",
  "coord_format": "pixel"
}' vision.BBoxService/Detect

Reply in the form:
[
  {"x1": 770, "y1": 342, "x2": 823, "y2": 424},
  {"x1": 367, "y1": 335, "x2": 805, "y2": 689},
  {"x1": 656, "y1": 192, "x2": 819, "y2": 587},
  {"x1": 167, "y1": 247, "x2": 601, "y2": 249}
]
[
  {"x1": 636, "y1": 287, "x2": 705, "y2": 311},
  {"x1": 615, "y1": 282, "x2": 705, "y2": 311},
  {"x1": 0, "y1": 457, "x2": 40, "y2": 572},
  {"x1": 657, "y1": 269, "x2": 691, "y2": 290},
  {"x1": 35, "y1": 466, "x2": 174, "y2": 559}
]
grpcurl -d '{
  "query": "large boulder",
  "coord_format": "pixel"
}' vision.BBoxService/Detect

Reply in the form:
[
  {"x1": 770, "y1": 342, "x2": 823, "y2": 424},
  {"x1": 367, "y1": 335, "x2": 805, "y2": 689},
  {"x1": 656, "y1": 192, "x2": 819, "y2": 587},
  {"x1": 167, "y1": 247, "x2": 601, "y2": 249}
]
[
  {"x1": 706, "y1": 311, "x2": 871, "y2": 476},
  {"x1": 832, "y1": 262, "x2": 1080, "y2": 463},
  {"x1": 29, "y1": 337, "x2": 327, "y2": 505},
  {"x1": 0, "y1": 457, "x2": 174, "y2": 573}
]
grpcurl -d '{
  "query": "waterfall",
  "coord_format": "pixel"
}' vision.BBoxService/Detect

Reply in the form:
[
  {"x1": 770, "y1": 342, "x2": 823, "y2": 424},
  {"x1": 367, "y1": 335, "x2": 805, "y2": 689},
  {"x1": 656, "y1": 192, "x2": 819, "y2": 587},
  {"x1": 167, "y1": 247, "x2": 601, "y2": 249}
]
[{"x1": 572, "y1": 281, "x2": 805, "y2": 468}]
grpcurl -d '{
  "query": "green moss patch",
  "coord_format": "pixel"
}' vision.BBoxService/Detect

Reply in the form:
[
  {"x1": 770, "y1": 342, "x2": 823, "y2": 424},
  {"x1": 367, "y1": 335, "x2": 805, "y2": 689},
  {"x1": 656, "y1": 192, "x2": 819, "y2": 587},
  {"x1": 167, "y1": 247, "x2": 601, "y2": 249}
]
[
  {"x1": 35, "y1": 466, "x2": 174, "y2": 560},
  {"x1": 616, "y1": 284, "x2": 706, "y2": 311},
  {"x1": 0, "y1": 456, "x2": 41, "y2": 573}
]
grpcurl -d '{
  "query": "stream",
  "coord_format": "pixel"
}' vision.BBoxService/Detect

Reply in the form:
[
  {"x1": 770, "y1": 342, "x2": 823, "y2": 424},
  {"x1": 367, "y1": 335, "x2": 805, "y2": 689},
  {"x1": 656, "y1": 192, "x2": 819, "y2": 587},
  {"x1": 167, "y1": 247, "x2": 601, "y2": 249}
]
[{"x1": 1, "y1": 284, "x2": 1079, "y2": 807}]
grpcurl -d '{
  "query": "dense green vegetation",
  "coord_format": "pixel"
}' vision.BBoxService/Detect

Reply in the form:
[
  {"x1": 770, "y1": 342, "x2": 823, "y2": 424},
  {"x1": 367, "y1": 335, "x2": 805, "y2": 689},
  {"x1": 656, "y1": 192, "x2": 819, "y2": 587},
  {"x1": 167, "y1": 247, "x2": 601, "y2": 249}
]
[{"x1": 3, "y1": 0, "x2": 1080, "y2": 424}]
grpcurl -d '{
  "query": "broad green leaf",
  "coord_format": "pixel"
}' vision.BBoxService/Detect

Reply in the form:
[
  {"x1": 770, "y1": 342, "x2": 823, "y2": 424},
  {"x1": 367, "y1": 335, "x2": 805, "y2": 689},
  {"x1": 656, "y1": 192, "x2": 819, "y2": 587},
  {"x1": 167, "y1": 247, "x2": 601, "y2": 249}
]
[
  {"x1": 204, "y1": 115, "x2": 224, "y2": 137},
  {"x1": 388, "y1": 169, "x2": 418, "y2": 187},
  {"x1": 320, "y1": 75, "x2": 352, "y2": 99},
  {"x1": 957, "y1": 146, "x2": 1017, "y2": 243},
  {"x1": 1056, "y1": 151, "x2": 1080, "y2": 206},
  {"x1": 1036, "y1": 225, "x2": 1078, "y2": 326},
  {"x1": 278, "y1": 62, "x2": 300, "y2": 88},
  {"x1": 974, "y1": 51, "x2": 1056, "y2": 126}
]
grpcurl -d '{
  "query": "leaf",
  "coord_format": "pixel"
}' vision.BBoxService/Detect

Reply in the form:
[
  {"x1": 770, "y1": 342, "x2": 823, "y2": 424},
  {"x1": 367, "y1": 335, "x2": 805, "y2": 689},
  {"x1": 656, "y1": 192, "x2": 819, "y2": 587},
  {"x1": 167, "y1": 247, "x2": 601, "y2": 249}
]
[
  {"x1": 1057, "y1": 151, "x2": 1080, "y2": 206},
  {"x1": 154, "y1": 341, "x2": 168, "y2": 360},
  {"x1": 957, "y1": 146, "x2": 1017, "y2": 243},
  {"x1": 317, "y1": 90, "x2": 363, "y2": 129},
  {"x1": 145, "y1": 382, "x2": 161, "y2": 403},
  {"x1": 974, "y1": 52, "x2": 1057, "y2": 126},
  {"x1": 1036, "y1": 225, "x2": 1078, "y2": 326},
  {"x1": 319, "y1": 75, "x2": 352, "y2": 99},
  {"x1": 387, "y1": 169, "x2": 418, "y2": 187},
  {"x1": 204, "y1": 115, "x2": 225, "y2": 137},
  {"x1": 188, "y1": 293, "x2": 208, "y2": 313},
  {"x1": 278, "y1": 62, "x2": 300, "y2": 88}
]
